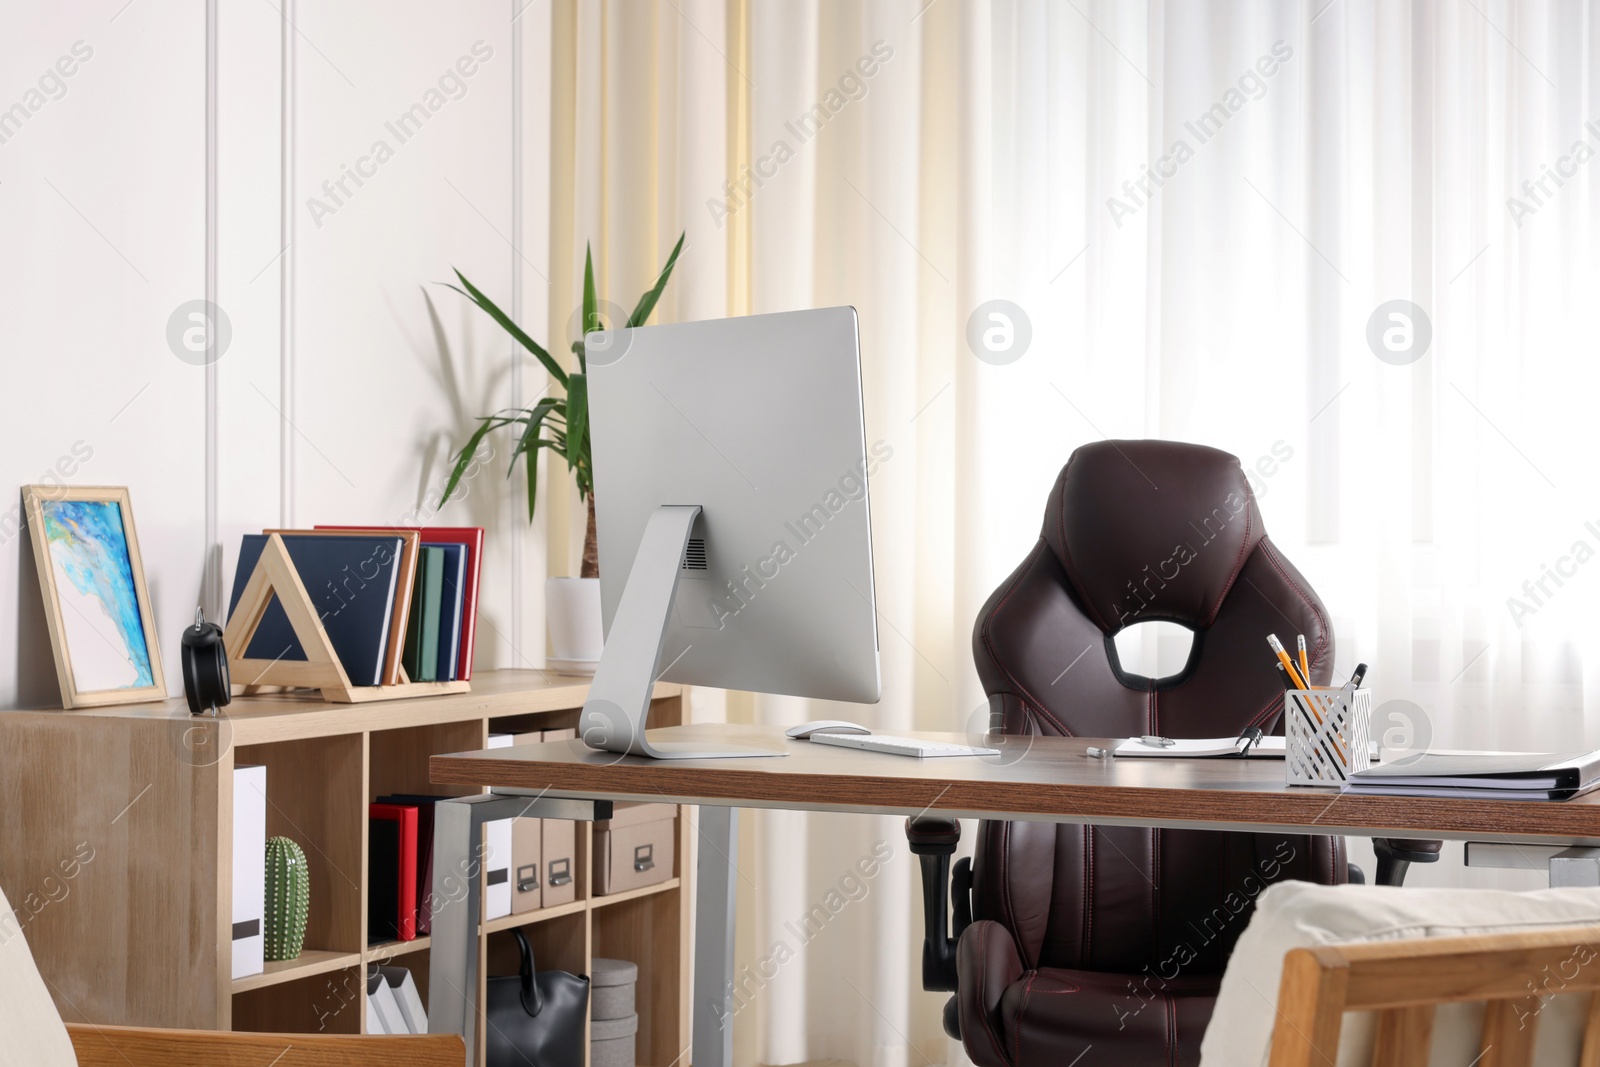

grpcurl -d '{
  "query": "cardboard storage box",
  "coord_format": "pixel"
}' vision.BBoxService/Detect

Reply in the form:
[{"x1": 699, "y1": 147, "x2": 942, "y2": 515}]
[
  {"x1": 509, "y1": 728, "x2": 579, "y2": 908},
  {"x1": 593, "y1": 802, "x2": 675, "y2": 895},
  {"x1": 540, "y1": 728, "x2": 578, "y2": 906}
]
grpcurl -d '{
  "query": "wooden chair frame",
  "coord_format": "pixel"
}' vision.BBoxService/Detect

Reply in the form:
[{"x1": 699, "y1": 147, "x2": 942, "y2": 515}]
[
  {"x1": 66, "y1": 1023, "x2": 463, "y2": 1067},
  {"x1": 1268, "y1": 925, "x2": 1600, "y2": 1066}
]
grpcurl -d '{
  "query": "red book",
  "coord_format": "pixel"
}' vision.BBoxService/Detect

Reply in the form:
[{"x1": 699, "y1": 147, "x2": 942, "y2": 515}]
[
  {"x1": 319, "y1": 526, "x2": 485, "y2": 680},
  {"x1": 368, "y1": 803, "x2": 419, "y2": 942}
]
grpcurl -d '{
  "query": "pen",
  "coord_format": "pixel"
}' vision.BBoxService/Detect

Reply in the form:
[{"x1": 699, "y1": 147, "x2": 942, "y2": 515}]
[
  {"x1": 1267, "y1": 634, "x2": 1309, "y2": 689},
  {"x1": 1276, "y1": 662, "x2": 1294, "y2": 691},
  {"x1": 1297, "y1": 635, "x2": 1310, "y2": 683},
  {"x1": 1086, "y1": 746, "x2": 1112, "y2": 759}
]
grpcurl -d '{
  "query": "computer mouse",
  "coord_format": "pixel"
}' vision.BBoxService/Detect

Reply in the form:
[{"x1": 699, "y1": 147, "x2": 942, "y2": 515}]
[{"x1": 785, "y1": 720, "x2": 872, "y2": 739}]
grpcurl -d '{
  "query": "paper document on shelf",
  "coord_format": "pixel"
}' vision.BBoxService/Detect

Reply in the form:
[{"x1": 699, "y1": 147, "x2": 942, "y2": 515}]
[{"x1": 1111, "y1": 736, "x2": 1285, "y2": 759}]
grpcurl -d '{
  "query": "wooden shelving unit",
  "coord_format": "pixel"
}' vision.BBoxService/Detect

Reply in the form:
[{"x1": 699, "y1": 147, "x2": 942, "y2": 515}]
[{"x1": 0, "y1": 671, "x2": 690, "y2": 1067}]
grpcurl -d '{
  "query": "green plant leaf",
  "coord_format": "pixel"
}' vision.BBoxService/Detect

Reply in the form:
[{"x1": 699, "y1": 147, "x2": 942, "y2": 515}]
[
  {"x1": 444, "y1": 271, "x2": 568, "y2": 388},
  {"x1": 582, "y1": 245, "x2": 599, "y2": 331},
  {"x1": 510, "y1": 398, "x2": 560, "y2": 462},
  {"x1": 440, "y1": 416, "x2": 501, "y2": 505},
  {"x1": 626, "y1": 232, "x2": 685, "y2": 328},
  {"x1": 565, "y1": 373, "x2": 588, "y2": 473}
]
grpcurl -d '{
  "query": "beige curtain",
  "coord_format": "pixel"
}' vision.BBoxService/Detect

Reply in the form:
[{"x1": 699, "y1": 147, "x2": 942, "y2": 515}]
[
  {"x1": 541, "y1": 2, "x2": 1600, "y2": 1064},
  {"x1": 547, "y1": 5, "x2": 961, "y2": 1064}
]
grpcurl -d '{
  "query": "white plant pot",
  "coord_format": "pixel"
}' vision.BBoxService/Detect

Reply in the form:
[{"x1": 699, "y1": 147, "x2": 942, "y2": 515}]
[{"x1": 546, "y1": 577, "x2": 603, "y2": 675}]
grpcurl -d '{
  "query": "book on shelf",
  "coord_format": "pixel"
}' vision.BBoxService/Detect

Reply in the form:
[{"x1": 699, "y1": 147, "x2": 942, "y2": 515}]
[
  {"x1": 316, "y1": 525, "x2": 485, "y2": 681},
  {"x1": 368, "y1": 803, "x2": 419, "y2": 942},
  {"x1": 227, "y1": 533, "x2": 405, "y2": 687},
  {"x1": 273, "y1": 528, "x2": 420, "y2": 686},
  {"x1": 402, "y1": 546, "x2": 445, "y2": 683},
  {"x1": 434, "y1": 542, "x2": 467, "y2": 683}
]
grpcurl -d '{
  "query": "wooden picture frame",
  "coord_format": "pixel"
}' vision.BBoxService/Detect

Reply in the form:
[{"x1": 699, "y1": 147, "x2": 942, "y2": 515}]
[{"x1": 23, "y1": 485, "x2": 167, "y2": 709}]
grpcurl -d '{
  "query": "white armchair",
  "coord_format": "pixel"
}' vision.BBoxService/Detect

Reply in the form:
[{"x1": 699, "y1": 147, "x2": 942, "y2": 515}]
[{"x1": 1201, "y1": 880, "x2": 1600, "y2": 1066}]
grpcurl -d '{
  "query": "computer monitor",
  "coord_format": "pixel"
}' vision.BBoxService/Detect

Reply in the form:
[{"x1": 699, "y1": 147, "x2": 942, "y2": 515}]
[{"x1": 578, "y1": 306, "x2": 881, "y2": 759}]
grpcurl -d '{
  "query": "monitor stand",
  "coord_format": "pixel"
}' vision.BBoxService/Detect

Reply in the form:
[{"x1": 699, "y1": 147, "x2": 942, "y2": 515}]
[{"x1": 577, "y1": 504, "x2": 786, "y2": 759}]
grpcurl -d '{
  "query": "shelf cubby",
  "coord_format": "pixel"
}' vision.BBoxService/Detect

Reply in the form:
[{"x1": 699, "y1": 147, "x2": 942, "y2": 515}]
[{"x1": 0, "y1": 672, "x2": 689, "y2": 1067}]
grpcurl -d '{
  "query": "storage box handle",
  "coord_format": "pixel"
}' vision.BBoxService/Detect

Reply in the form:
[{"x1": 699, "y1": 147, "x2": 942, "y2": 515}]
[
  {"x1": 548, "y1": 858, "x2": 572, "y2": 887},
  {"x1": 516, "y1": 863, "x2": 539, "y2": 892},
  {"x1": 633, "y1": 844, "x2": 655, "y2": 872}
]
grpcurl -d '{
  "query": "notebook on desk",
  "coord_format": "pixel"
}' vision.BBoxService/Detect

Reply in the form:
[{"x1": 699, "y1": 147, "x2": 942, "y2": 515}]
[
  {"x1": 1109, "y1": 735, "x2": 1287, "y2": 759},
  {"x1": 1343, "y1": 749, "x2": 1600, "y2": 801}
]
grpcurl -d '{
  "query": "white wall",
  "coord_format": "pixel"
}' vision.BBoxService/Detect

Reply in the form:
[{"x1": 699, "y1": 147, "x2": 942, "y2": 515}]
[{"x1": 1, "y1": 0, "x2": 552, "y2": 709}]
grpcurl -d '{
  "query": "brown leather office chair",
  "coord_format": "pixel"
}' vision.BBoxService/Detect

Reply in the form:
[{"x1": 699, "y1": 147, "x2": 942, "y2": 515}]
[{"x1": 907, "y1": 440, "x2": 1440, "y2": 1067}]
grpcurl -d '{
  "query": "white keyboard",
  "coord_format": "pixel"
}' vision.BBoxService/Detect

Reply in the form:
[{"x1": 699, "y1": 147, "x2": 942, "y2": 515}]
[{"x1": 808, "y1": 732, "x2": 1000, "y2": 758}]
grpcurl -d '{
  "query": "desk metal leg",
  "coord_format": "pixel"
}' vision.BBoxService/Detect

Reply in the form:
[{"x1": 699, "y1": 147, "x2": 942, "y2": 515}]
[
  {"x1": 694, "y1": 805, "x2": 738, "y2": 1067},
  {"x1": 1550, "y1": 847, "x2": 1600, "y2": 887},
  {"x1": 429, "y1": 793, "x2": 613, "y2": 1064}
]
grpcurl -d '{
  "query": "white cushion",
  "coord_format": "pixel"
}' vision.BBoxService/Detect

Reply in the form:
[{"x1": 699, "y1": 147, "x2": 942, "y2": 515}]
[
  {"x1": 1201, "y1": 880, "x2": 1600, "y2": 1066},
  {"x1": 0, "y1": 885, "x2": 77, "y2": 1067}
]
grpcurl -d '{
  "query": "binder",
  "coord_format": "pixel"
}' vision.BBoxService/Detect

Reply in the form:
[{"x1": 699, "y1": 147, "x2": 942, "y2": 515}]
[
  {"x1": 231, "y1": 764, "x2": 266, "y2": 980},
  {"x1": 368, "y1": 803, "x2": 419, "y2": 942},
  {"x1": 375, "y1": 966, "x2": 428, "y2": 1034},
  {"x1": 366, "y1": 969, "x2": 405, "y2": 1034},
  {"x1": 1344, "y1": 748, "x2": 1600, "y2": 800},
  {"x1": 374, "y1": 794, "x2": 439, "y2": 935},
  {"x1": 483, "y1": 735, "x2": 514, "y2": 920}
]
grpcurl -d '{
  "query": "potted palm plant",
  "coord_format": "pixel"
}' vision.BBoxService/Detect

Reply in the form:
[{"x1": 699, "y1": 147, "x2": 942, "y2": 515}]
[{"x1": 438, "y1": 234, "x2": 684, "y2": 672}]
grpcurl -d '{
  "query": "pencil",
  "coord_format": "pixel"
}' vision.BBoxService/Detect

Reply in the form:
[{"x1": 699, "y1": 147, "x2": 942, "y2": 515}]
[
  {"x1": 1297, "y1": 635, "x2": 1310, "y2": 683},
  {"x1": 1267, "y1": 634, "x2": 1309, "y2": 690}
]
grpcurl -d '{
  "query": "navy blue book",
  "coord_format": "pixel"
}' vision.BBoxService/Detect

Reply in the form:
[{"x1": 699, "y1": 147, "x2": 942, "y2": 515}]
[
  {"x1": 227, "y1": 533, "x2": 405, "y2": 687},
  {"x1": 434, "y1": 543, "x2": 467, "y2": 683}
]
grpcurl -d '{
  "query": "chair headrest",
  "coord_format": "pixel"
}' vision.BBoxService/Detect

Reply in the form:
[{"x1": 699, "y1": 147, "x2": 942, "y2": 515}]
[{"x1": 1043, "y1": 439, "x2": 1263, "y2": 633}]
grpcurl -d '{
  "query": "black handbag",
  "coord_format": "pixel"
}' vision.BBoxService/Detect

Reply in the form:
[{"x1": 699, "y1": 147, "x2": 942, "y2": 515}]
[{"x1": 485, "y1": 928, "x2": 589, "y2": 1067}]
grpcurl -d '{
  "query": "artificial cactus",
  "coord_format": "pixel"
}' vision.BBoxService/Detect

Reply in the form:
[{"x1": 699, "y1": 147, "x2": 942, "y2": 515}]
[{"x1": 264, "y1": 836, "x2": 310, "y2": 961}]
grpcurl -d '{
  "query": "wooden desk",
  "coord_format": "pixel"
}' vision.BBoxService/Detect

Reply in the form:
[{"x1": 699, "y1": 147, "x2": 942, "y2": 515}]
[{"x1": 426, "y1": 725, "x2": 1600, "y2": 1067}]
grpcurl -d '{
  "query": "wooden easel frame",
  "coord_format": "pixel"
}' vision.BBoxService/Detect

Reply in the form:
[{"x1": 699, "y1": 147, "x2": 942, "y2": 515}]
[{"x1": 224, "y1": 533, "x2": 470, "y2": 704}]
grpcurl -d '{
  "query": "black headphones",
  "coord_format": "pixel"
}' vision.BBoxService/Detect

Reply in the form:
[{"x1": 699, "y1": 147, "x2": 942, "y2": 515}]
[{"x1": 181, "y1": 608, "x2": 232, "y2": 716}]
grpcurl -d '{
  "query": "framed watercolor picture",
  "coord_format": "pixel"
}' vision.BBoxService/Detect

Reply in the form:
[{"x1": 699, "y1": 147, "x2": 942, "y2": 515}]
[{"x1": 23, "y1": 485, "x2": 167, "y2": 708}]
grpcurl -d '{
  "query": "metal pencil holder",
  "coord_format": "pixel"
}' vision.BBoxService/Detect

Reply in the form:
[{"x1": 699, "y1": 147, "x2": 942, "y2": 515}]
[{"x1": 1284, "y1": 688, "x2": 1372, "y2": 787}]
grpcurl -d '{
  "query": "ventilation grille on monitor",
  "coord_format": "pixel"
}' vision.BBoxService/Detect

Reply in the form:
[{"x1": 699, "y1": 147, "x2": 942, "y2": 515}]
[{"x1": 681, "y1": 539, "x2": 707, "y2": 570}]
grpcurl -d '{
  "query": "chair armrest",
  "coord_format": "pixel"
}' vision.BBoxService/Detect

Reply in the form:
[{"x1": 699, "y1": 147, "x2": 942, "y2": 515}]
[
  {"x1": 906, "y1": 816, "x2": 965, "y2": 991},
  {"x1": 1372, "y1": 837, "x2": 1443, "y2": 886},
  {"x1": 66, "y1": 1024, "x2": 466, "y2": 1067},
  {"x1": 906, "y1": 815, "x2": 961, "y2": 854},
  {"x1": 956, "y1": 920, "x2": 1025, "y2": 1067}
]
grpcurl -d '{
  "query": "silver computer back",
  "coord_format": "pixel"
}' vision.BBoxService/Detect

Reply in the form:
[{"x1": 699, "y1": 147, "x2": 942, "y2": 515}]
[{"x1": 586, "y1": 306, "x2": 881, "y2": 704}]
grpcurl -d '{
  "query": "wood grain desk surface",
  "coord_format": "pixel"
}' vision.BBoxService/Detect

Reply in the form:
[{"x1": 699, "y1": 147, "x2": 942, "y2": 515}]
[{"x1": 431, "y1": 723, "x2": 1600, "y2": 845}]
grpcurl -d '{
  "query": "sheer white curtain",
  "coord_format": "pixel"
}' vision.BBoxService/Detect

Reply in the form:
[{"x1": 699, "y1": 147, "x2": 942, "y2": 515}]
[{"x1": 544, "y1": 2, "x2": 1600, "y2": 1064}]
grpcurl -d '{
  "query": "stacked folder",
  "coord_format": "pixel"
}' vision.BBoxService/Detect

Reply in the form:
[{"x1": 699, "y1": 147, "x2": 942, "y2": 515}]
[
  {"x1": 1343, "y1": 749, "x2": 1600, "y2": 801},
  {"x1": 225, "y1": 525, "x2": 485, "y2": 687}
]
